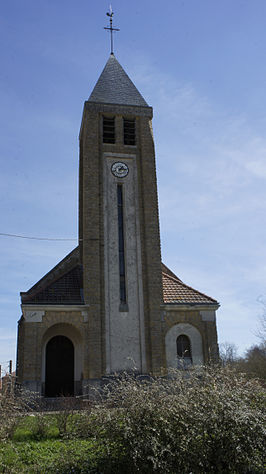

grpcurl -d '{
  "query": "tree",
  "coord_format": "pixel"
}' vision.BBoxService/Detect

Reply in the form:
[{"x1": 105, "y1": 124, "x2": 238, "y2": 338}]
[
  {"x1": 219, "y1": 342, "x2": 238, "y2": 365},
  {"x1": 256, "y1": 295, "x2": 266, "y2": 343},
  {"x1": 257, "y1": 314, "x2": 266, "y2": 344},
  {"x1": 237, "y1": 342, "x2": 266, "y2": 381}
]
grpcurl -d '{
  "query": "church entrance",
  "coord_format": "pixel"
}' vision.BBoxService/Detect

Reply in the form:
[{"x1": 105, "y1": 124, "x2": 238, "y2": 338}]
[{"x1": 45, "y1": 335, "x2": 74, "y2": 397}]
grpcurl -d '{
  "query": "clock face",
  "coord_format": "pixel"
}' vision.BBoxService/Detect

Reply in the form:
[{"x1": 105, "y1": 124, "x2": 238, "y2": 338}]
[{"x1": 111, "y1": 161, "x2": 129, "y2": 178}]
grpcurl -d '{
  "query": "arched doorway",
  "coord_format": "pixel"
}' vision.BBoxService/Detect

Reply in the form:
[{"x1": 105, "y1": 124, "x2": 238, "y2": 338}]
[{"x1": 45, "y1": 335, "x2": 74, "y2": 397}]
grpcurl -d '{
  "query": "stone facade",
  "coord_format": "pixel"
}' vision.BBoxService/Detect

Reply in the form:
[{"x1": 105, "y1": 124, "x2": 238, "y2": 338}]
[
  {"x1": 163, "y1": 307, "x2": 218, "y2": 369},
  {"x1": 17, "y1": 306, "x2": 88, "y2": 394},
  {"x1": 16, "y1": 54, "x2": 219, "y2": 397}
]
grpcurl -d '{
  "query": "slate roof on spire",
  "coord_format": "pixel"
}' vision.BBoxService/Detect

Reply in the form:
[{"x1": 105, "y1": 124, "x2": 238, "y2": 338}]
[{"x1": 88, "y1": 54, "x2": 148, "y2": 107}]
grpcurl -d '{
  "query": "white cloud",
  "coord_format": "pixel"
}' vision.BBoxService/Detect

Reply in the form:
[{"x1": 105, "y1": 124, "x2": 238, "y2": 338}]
[{"x1": 245, "y1": 158, "x2": 266, "y2": 179}]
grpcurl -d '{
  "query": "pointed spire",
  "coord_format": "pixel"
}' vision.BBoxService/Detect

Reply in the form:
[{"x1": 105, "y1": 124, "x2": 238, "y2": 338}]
[{"x1": 88, "y1": 55, "x2": 148, "y2": 107}]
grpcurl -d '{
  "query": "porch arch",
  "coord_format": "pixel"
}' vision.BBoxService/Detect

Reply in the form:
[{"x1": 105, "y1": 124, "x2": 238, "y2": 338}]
[{"x1": 41, "y1": 323, "x2": 83, "y2": 396}]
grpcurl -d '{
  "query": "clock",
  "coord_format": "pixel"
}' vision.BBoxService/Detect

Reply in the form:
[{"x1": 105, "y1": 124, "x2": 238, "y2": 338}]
[{"x1": 111, "y1": 161, "x2": 129, "y2": 178}]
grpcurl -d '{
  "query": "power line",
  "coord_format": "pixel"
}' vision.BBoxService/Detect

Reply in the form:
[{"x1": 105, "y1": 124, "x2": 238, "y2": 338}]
[{"x1": 0, "y1": 233, "x2": 77, "y2": 241}]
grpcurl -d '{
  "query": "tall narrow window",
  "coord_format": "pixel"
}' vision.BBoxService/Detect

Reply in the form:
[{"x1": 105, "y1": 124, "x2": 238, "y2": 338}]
[
  {"x1": 124, "y1": 118, "x2": 135, "y2": 145},
  {"x1": 176, "y1": 335, "x2": 192, "y2": 362},
  {"x1": 103, "y1": 116, "x2": 115, "y2": 143},
  {"x1": 117, "y1": 185, "x2": 126, "y2": 303}
]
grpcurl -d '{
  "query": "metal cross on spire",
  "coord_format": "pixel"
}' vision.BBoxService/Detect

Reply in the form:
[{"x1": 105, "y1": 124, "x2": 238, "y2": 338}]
[{"x1": 104, "y1": 5, "x2": 120, "y2": 55}]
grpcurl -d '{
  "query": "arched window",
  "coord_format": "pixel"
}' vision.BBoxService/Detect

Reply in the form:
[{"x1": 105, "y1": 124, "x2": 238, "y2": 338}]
[
  {"x1": 176, "y1": 335, "x2": 192, "y2": 363},
  {"x1": 165, "y1": 324, "x2": 203, "y2": 371}
]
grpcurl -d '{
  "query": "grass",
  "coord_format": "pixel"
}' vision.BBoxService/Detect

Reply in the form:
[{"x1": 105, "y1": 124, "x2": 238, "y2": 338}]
[
  {"x1": 0, "y1": 414, "x2": 127, "y2": 473},
  {"x1": 12, "y1": 415, "x2": 57, "y2": 441},
  {"x1": 0, "y1": 438, "x2": 99, "y2": 473}
]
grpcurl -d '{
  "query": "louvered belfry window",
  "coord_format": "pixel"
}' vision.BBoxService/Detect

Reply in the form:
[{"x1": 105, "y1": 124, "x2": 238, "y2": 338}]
[
  {"x1": 103, "y1": 116, "x2": 115, "y2": 143},
  {"x1": 176, "y1": 335, "x2": 192, "y2": 361},
  {"x1": 124, "y1": 118, "x2": 136, "y2": 145}
]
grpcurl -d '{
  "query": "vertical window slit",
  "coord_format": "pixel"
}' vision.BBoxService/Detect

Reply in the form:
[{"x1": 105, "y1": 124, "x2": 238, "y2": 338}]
[{"x1": 117, "y1": 185, "x2": 126, "y2": 303}]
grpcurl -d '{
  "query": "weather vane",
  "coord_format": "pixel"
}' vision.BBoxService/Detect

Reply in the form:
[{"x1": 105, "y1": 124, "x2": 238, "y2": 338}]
[{"x1": 104, "y1": 5, "x2": 120, "y2": 55}]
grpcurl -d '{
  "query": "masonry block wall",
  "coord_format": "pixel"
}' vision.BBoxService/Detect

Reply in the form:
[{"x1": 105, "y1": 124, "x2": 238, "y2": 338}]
[{"x1": 79, "y1": 101, "x2": 164, "y2": 376}]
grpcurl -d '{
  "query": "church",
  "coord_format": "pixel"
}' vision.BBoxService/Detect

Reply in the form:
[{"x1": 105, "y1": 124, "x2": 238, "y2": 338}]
[{"x1": 16, "y1": 50, "x2": 219, "y2": 397}]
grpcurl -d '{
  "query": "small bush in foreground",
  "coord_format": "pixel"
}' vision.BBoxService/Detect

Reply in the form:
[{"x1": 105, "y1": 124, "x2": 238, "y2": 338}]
[
  {"x1": 0, "y1": 387, "x2": 35, "y2": 441},
  {"x1": 90, "y1": 367, "x2": 265, "y2": 474}
]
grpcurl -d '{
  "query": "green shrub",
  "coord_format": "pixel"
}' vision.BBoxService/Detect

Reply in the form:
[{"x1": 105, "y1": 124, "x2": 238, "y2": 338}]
[
  {"x1": 54, "y1": 397, "x2": 81, "y2": 438},
  {"x1": 30, "y1": 413, "x2": 52, "y2": 440},
  {"x1": 70, "y1": 411, "x2": 94, "y2": 439},
  {"x1": 0, "y1": 387, "x2": 34, "y2": 441},
  {"x1": 90, "y1": 367, "x2": 266, "y2": 473}
]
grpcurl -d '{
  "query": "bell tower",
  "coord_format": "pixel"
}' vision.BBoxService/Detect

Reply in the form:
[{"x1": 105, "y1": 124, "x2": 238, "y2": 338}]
[
  {"x1": 79, "y1": 53, "x2": 164, "y2": 379},
  {"x1": 17, "y1": 14, "x2": 219, "y2": 397}
]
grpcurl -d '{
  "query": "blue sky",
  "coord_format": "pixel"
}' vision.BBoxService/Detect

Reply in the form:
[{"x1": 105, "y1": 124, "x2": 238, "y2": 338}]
[{"x1": 1, "y1": 0, "x2": 266, "y2": 370}]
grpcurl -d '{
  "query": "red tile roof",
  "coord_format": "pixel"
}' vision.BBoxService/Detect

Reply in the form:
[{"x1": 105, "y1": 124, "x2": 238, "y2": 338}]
[{"x1": 162, "y1": 270, "x2": 218, "y2": 305}]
